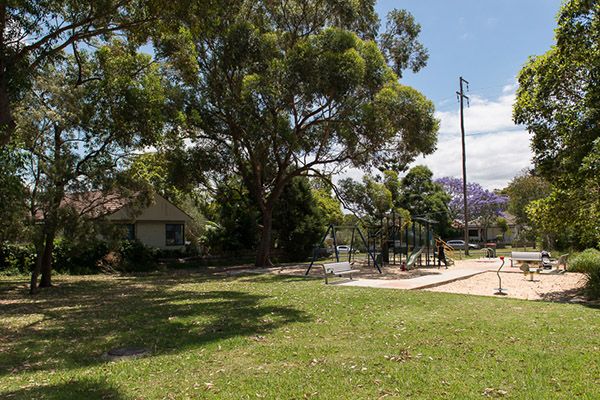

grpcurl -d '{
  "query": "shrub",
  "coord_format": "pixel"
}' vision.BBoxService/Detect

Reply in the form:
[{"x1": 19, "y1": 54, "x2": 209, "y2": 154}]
[
  {"x1": 569, "y1": 249, "x2": 600, "y2": 300},
  {"x1": 117, "y1": 239, "x2": 159, "y2": 272},
  {"x1": 53, "y1": 239, "x2": 110, "y2": 275},
  {"x1": 0, "y1": 243, "x2": 35, "y2": 275}
]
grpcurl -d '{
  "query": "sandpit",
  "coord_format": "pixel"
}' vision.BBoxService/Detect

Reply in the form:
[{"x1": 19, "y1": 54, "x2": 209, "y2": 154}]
[{"x1": 263, "y1": 258, "x2": 587, "y2": 302}]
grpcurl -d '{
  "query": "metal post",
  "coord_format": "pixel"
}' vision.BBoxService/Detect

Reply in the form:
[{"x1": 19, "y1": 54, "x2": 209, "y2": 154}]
[
  {"x1": 306, "y1": 224, "x2": 334, "y2": 275},
  {"x1": 457, "y1": 77, "x2": 470, "y2": 256}
]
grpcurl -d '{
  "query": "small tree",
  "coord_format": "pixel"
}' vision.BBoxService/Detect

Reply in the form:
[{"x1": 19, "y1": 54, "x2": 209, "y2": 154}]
[
  {"x1": 338, "y1": 175, "x2": 393, "y2": 222},
  {"x1": 16, "y1": 44, "x2": 168, "y2": 293},
  {"x1": 397, "y1": 166, "x2": 452, "y2": 237},
  {"x1": 272, "y1": 177, "x2": 327, "y2": 262},
  {"x1": 495, "y1": 217, "x2": 509, "y2": 242}
]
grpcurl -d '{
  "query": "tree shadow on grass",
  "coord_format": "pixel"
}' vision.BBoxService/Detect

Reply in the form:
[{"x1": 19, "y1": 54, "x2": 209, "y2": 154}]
[
  {"x1": 2, "y1": 378, "x2": 125, "y2": 400},
  {"x1": 228, "y1": 272, "x2": 321, "y2": 284},
  {"x1": 0, "y1": 273, "x2": 310, "y2": 377},
  {"x1": 539, "y1": 286, "x2": 585, "y2": 303}
]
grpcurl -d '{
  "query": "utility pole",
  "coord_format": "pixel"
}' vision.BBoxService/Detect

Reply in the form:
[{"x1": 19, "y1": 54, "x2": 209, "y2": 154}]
[{"x1": 457, "y1": 77, "x2": 470, "y2": 256}]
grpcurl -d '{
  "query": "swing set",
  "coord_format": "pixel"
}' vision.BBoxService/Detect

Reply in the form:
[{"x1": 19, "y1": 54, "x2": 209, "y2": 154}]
[
  {"x1": 305, "y1": 214, "x2": 446, "y2": 276},
  {"x1": 305, "y1": 224, "x2": 381, "y2": 275}
]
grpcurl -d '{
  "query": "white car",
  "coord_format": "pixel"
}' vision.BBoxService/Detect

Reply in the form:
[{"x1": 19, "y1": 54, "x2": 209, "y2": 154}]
[
  {"x1": 336, "y1": 245, "x2": 355, "y2": 254},
  {"x1": 446, "y1": 240, "x2": 479, "y2": 250}
]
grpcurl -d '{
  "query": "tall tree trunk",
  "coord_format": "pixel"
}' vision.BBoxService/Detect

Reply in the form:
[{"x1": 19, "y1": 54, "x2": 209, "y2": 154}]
[
  {"x1": 0, "y1": 69, "x2": 15, "y2": 145},
  {"x1": 29, "y1": 242, "x2": 44, "y2": 294},
  {"x1": 39, "y1": 230, "x2": 55, "y2": 288},
  {"x1": 255, "y1": 207, "x2": 274, "y2": 268}
]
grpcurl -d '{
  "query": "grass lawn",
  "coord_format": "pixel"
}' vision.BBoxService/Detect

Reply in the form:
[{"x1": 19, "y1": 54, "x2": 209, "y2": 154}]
[{"x1": 1, "y1": 271, "x2": 599, "y2": 399}]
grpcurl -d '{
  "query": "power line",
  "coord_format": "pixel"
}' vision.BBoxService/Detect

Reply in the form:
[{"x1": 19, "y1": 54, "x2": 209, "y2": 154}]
[{"x1": 436, "y1": 126, "x2": 526, "y2": 143}]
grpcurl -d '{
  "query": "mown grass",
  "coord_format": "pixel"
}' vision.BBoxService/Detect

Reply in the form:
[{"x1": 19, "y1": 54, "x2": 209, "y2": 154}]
[{"x1": 1, "y1": 271, "x2": 599, "y2": 399}]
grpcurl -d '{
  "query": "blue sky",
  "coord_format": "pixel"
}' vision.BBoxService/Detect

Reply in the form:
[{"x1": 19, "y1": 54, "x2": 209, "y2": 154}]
[{"x1": 368, "y1": 0, "x2": 563, "y2": 189}]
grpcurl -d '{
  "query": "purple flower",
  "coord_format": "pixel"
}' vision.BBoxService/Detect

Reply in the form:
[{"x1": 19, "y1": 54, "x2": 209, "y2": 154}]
[{"x1": 436, "y1": 177, "x2": 508, "y2": 225}]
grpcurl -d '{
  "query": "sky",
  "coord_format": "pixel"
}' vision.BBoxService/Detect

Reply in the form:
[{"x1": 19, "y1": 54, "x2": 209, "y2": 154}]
[{"x1": 350, "y1": 0, "x2": 563, "y2": 190}]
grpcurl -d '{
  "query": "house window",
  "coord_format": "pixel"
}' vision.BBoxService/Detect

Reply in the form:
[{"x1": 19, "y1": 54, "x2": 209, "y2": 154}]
[
  {"x1": 166, "y1": 224, "x2": 184, "y2": 246},
  {"x1": 124, "y1": 224, "x2": 135, "y2": 240}
]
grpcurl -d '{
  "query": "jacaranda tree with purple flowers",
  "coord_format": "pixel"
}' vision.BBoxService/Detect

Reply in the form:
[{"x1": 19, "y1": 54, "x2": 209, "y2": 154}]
[{"x1": 436, "y1": 177, "x2": 509, "y2": 240}]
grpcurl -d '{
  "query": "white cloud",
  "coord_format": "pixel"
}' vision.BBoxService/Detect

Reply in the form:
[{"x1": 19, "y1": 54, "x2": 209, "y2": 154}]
[
  {"x1": 437, "y1": 89, "x2": 517, "y2": 136},
  {"x1": 334, "y1": 86, "x2": 533, "y2": 191},
  {"x1": 410, "y1": 86, "x2": 533, "y2": 190}
]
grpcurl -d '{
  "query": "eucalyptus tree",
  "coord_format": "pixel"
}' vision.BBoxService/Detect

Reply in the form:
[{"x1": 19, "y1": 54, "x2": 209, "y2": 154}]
[
  {"x1": 171, "y1": 0, "x2": 439, "y2": 266},
  {"x1": 513, "y1": 0, "x2": 600, "y2": 248},
  {"x1": 16, "y1": 43, "x2": 169, "y2": 293},
  {"x1": 2, "y1": 1, "x2": 166, "y2": 144}
]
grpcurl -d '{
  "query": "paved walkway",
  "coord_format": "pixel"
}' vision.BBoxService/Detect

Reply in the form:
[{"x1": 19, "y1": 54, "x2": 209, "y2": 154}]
[
  {"x1": 328, "y1": 259, "x2": 505, "y2": 290},
  {"x1": 333, "y1": 268, "x2": 488, "y2": 289}
]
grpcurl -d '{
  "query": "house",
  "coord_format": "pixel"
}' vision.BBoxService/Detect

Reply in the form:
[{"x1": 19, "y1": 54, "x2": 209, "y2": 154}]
[
  {"x1": 51, "y1": 191, "x2": 193, "y2": 250},
  {"x1": 107, "y1": 193, "x2": 193, "y2": 250},
  {"x1": 467, "y1": 213, "x2": 519, "y2": 243}
]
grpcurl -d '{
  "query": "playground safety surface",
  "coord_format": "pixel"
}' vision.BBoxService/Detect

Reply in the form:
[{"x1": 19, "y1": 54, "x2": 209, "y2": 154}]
[{"x1": 249, "y1": 258, "x2": 587, "y2": 302}]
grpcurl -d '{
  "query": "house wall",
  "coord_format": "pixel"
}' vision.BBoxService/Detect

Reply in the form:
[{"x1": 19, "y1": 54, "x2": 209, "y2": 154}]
[
  {"x1": 109, "y1": 193, "x2": 192, "y2": 250},
  {"x1": 135, "y1": 221, "x2": 186, "y2": 250},
  {"x1": 474, "y1": 226, "x2": 517, "y2": 243},
  {"x1": 110, "y1": 193, "x2": 191, "y2": 222}
]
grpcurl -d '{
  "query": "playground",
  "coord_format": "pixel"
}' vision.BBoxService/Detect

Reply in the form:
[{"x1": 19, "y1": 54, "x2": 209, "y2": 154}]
[
  {"x1": 245, "y1": 219, "x2": 584, "y2": 302},
  {"x1": 258, "y1": 258, "x2": 586, "y2": 302}
]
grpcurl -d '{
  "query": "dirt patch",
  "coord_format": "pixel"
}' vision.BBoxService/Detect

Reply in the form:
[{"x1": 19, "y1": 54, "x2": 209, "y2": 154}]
[{"x1": 257, "y1": 258, "x2": 587, "y2": 302}]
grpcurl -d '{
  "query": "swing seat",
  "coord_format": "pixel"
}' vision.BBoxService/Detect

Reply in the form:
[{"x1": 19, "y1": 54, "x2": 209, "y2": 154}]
[{"x1": 322, "y1": 261, "x2": 360, "y2": 284}]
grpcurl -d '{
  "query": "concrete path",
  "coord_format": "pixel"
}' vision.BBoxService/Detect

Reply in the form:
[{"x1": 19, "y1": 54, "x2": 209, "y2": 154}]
[
  {"x1": 329, "y1": 268, "x2": 489, "y2": 289},
  {"x1": 328, "y1": 259, "x2": 506, "y2": 290}
]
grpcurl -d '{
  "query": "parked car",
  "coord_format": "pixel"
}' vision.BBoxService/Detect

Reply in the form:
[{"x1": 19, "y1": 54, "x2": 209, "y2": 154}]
[
  {"x1": 336, "y1": 245, "x2": 359, "y2": 254},
  {"x1": 446, "y1": 240, "x2": 480, "y2": 250}
]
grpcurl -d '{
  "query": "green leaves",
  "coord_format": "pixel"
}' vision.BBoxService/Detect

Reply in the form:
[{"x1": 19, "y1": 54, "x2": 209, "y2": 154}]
[
  {"x1": 513, "y1": 0, "x2": 600, "y2": 249},
  {"x1": 380, "y1": 9, "x2": 429, "y2": 78}
]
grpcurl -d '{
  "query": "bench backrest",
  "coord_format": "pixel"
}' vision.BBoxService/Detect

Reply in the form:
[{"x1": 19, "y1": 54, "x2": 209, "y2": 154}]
[
  {"x1": 324, "y1": 261, "x2": 352, "y2": 274},
  {"x1": 511, "y1": 251, "x2": 541, "y2": 260},
  {"x1": 556, "y1": 254, "x2": 569, "y2": 266}
]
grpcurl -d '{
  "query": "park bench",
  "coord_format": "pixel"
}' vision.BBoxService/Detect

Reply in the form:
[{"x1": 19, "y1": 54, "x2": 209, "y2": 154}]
[
  {"x1": 322, "y1": 261, "x2": 360, "y2": 284},
  {"x1": 512, "y1": 251, "x2": 569, "y2": 280},
  {"x1": 510, "y1": 251, "x2": 541, "y2": 267},
  {"x1": 511, "y1": 252, "x2": 543, "y2": 280},
  {"x1": 550, "y1": 253, "x2": 569, "y2": 272}
]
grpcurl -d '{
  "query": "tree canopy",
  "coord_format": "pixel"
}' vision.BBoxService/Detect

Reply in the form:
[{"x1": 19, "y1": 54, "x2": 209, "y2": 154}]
[
  {"x1": 502, "y1": 169, "x2": 552, "y2": 227},
  {"x1": 396, "y1": 166, "x2": 452, "y2": 237},
  {"x1": 170, "y1": 0, "x2": 439, "y2": 266},
  {"x1": 15, "y1": 43, "x2": 169, "y2": 292},
  {"x1": 513, "y1": 0, "x2": 600, "y2": 249}
]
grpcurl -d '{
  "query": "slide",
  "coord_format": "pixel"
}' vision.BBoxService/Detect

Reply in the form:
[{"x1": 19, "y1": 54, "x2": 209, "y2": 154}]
[{"x1": 405, "y1": 246, "x2": 424, "y2": 268}]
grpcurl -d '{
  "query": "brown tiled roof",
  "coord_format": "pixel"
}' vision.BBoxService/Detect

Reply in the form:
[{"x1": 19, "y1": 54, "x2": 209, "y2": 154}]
[
  {"x1": 62, "y1": 191, "x2": 134, "y2": 218},
  {"x1": 32, "y1": 191, "x2": 137, "y2": 220}
]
